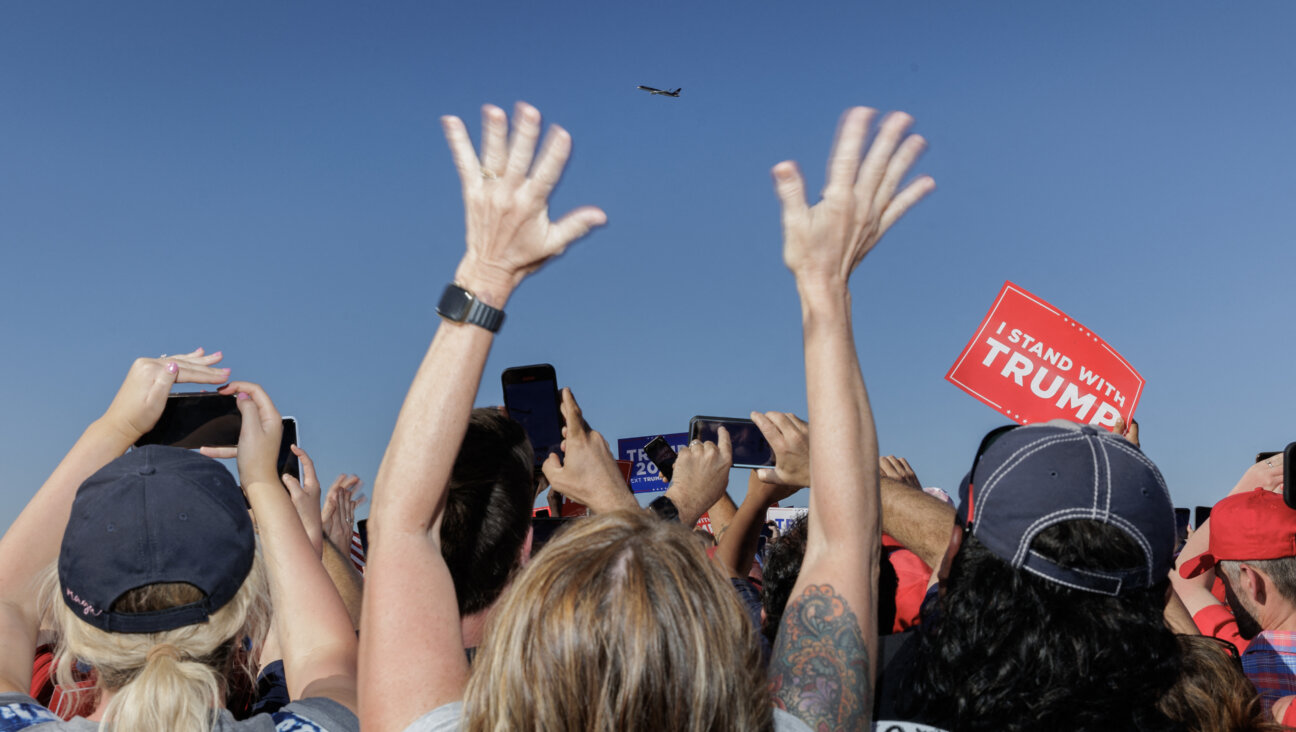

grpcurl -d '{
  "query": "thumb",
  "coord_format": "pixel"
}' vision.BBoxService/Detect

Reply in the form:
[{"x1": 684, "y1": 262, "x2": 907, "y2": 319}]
[
  {"x1": 756, "y1": 467, "x2": 777, "y2": 483},
  {"x1": 541, "y1": 451, "x2": 564, "y2": 482}
]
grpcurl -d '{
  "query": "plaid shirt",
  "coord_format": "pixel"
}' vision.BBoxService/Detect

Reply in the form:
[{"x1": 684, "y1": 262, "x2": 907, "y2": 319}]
[{"x1": 1241, "y1": 629, "x2": 1296, "y2": 711}]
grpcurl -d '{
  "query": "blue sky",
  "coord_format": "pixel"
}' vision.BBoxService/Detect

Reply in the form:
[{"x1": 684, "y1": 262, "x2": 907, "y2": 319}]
[{"x1": 2, "y1": 2, "x2": 1295, "y2": 532}]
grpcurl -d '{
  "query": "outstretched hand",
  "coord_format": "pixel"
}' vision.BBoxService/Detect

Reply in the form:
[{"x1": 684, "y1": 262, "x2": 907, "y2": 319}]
[
  {"x1": 666, "y1": 428, "x2": 734, "y2": 526},
  {"x1": 752, "y1": 411, "x2": 810, "y2": 488},
  {"x1": 322, "y1": 472, "x2": 366, "y2": 552},
  {"x1": 220, "y1": 381, "x2": 283, "y2": 489},
  {"x1": 773, "y1": 108, "x2": 934, "y2": 288},
  {"x1": 444, "y1": 102, "x2": 607, "y2": 300},
  {"x1": 102, "y1": 348, "x2": 230, "y2": 441},
  {"x1": 542, "y1": 388, "x2": 636, "y2": 514},
  {"x1": 283, "y1": 445, "x2": 326, "y2": 557}
]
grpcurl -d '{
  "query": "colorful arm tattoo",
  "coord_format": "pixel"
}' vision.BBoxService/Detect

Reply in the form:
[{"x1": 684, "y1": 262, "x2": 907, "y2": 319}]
[{"x1": 768, "y1": 584, "x2": 869, "y2": 732}]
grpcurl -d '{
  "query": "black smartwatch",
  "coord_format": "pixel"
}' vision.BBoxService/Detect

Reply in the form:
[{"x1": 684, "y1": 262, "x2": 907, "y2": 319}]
[
  {"x1": 648, "y1": 495, "x2": 681, "y2": 522},
  {"x1": 436, "y1": 283, "x2": 505, "y2": 333}
]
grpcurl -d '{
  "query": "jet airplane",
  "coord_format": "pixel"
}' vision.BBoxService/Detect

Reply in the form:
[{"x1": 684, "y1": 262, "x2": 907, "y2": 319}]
[{"x1": 637, "y1": 85, "x2": 681, "y2": 97}]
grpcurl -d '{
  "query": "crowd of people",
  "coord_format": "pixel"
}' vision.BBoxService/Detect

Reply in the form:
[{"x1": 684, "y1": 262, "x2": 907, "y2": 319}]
[{"x1": 0, "y1": 100, "x2": 1293, "y2": 732}]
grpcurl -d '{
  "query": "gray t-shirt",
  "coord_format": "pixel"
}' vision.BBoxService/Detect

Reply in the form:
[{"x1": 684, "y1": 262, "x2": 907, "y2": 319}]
[
  {"x1": 0, "y1": 692, "x2": 357, "y2": 732},
  {"x1": 402, "y1": 701, "x2": 813, "y2": 731}
]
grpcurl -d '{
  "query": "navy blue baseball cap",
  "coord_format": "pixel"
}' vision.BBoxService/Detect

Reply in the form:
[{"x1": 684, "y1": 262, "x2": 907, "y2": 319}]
[
  {"x1": 58, "y1": 445, "x2": 256, "y2": 633},
  {"x1": 956, "y1": 420, "x2": 1175, "y2": 596}
]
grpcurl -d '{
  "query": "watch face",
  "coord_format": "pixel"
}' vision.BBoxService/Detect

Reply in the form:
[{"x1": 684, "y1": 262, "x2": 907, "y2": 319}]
[{"x1": 437, "y1": 284, "x2": 471, "y2": 321}]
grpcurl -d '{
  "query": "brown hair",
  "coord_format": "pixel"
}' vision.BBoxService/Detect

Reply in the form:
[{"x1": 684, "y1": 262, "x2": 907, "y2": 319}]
[
  {"x1": 1159, "y1": 634, "x2": 1285, "y2": 732},
  {"x1": 463, "y1": 509, "x2": 773, "y2": 732}
]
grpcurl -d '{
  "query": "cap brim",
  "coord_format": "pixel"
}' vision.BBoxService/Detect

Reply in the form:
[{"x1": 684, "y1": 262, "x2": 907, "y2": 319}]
[{"x1": 1179, "y1": 552, "x2": 1217, "y2": 579}]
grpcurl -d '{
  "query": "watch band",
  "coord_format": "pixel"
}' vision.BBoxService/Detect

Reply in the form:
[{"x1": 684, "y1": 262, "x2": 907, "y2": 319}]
[
  {"x1": 648, "y1": 495, "x2": 680, "y2": 522},
  {"x1": 437, "y1": 283, "x2": 505, "y2": 333}
]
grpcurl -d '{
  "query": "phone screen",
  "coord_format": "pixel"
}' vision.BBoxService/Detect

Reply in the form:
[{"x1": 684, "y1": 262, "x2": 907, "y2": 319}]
[
  {"x1": 502, "y1": 366, "x2": 563, "y2": 468},
  {"x1": 644, "y1": 436, "x2": 677, "y2": 481},
  {"x1": 530, "y1": 517, "x2": 576, "y2": 556},
  {"x1": 1174, "y1": 507, "x2": 1191, "y2": 551},
  {"x1": 689, "y1": 416, "x2": 774, "y2": 469},
  {"x1": 1194, "y1": 505, "x2": 1212, "y2": 529},
  {"x1": 278, "y1": 418, "x2": 300, "y2": 482},
  {"x1": 136, "y1": 393, "x2": 241, "y2": 449}
]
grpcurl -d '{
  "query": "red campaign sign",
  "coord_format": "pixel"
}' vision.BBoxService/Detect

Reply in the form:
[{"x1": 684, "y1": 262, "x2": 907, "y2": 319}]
[{"x1": 946, "y1": 282, "x2": 1143, "y2": 428}]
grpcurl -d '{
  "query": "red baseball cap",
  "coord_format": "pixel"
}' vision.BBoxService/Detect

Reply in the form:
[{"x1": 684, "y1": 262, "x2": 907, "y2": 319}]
[{"x1": 1180, "y1": 489, "x2": 1296, "y2": 578}]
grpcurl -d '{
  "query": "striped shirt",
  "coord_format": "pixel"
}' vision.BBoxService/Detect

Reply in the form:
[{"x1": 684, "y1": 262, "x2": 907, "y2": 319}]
[{"x1": 1241, "y1": 629, "x2": 1296, "y2": 711}]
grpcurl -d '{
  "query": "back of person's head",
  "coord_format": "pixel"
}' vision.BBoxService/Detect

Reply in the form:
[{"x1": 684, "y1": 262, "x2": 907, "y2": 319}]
[
  {"x1": 440, "y1": 408, "x2": 535, "y2": 616},
  {"x1": 904, "y1": 522, "x2": 1181, "y2": 731},
  {"x1": 761, "y1": 515, "x2": 808, "y2": 645},
  {"x1": 1180, "y1": 488, "x2": 1296, "y2": 613},
  {"x1": 1159, "y1": 634, "x2": 1284, "y2": 732},
  {"x1": 761, "y1": 516, "x2": 900, "y2": 645},
  {"x1": 44, "y1": 446, "x2": 271, "y2": 731},
  {"x1": 464, "y1": 509, "x2": 773, "y2": 732},
  {"x1": 903, "y1": 421, "x2": 1182, "y2": 731}
]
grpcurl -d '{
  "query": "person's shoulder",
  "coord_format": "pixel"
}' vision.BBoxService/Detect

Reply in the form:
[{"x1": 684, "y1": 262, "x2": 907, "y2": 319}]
[
  {"x1": 216, "y1": 697, "x2": 359, "y2": 732},
  {"x1": 0, "y1": 692, "x2": 78, "y2": 730},
  {"x1": 401, "y1": 701, "x2": 463, "y2": 732}
]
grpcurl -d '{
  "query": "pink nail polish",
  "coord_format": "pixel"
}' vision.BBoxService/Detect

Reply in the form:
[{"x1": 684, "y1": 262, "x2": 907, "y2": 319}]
[
  {"x1": 236, "y1": 392, "x2": 250, "y2": 401},
  {"x1": 166, "y1": 362, "x2": 178, "y2": 374}
]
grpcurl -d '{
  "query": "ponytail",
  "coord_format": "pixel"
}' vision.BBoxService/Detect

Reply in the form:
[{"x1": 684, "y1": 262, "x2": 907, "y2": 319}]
[{"x1": 40, "y1": 555, "x2": 270, "y2": 732}]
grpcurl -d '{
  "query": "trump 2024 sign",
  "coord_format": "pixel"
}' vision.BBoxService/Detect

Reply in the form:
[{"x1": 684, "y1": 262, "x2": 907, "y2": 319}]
[{"x1": 946, "y1": 282, "x2": 1143, "y2": 428}]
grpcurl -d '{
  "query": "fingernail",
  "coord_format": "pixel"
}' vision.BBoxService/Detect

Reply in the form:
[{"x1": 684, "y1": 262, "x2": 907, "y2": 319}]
[
  {"x1": 211, "y1": 351, "x2": 222, "y2": 358},
  {"x1": 222, "y1": 367, "x2": 232, "y2": 374},
  {"x1": 166, "y1": 362, "x2": 178, "y2": 374},
  {"x1": 237, "y1": 392, "x2": 250, "y2": 401}
]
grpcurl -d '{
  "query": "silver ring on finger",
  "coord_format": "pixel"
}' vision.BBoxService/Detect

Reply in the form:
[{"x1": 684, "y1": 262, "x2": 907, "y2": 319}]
[{"x1": 481, "y1": 169, "x2": 498, "y2": 180}]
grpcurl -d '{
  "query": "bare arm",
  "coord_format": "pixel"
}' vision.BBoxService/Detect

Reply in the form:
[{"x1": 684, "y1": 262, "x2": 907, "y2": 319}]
[
  {"x1": 880, "y1": 476, "x2": 955, "y2": 572},
  {"x1": 715, "y1": 471, "x2": 800, "y2": 578},
  {"x1": 0, "y1": 351, "x2": 228, "y2": 694},
  {"x1": 767, "y1": 108, "x2": 933, "y2": 730},
  {"x1": 358, "y1": 102, "x2": 605, "y2": 732},
  {"x1": 228, "y1": 382, "x2": 358, "y2": 709}
]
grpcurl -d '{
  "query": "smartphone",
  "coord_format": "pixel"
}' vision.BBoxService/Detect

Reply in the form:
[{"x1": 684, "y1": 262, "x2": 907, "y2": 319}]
[
  {"x1": 644, "y1": 436, "x2": 677, "y2": 481},
  {"x1": 1195, "y1": 505, "x2": 1212, "y2": 529},
  {"x1": 278, "y1": 417, "x2": 300, "y2": 482},
  {"x1": 502, "y1": 364, "x2": 563, "y2": 471},
  {"x1": 688, "y1": 416, "x2": 774, "y2": 469},
  {"x1": 1285, "y1": 442, "x2": 1296, "y2": 510},
  {"x1": 1174, "y1": 507, "x2": 1191, "y2": 551},
  {"x1": 136, "y1": 393, "x2": 240, "y2": 449},
  {"x1": 1257, "y1": 451, "x2": 1281, "y2": 463},
  {"x1": 357, "y1": 519, "x2": 369, "y2": 557}
]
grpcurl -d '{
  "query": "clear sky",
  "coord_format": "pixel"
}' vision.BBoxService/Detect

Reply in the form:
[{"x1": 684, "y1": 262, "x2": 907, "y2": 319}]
[{"x1": 2, "y1": 1, "x2": 1295, "y2": 533}]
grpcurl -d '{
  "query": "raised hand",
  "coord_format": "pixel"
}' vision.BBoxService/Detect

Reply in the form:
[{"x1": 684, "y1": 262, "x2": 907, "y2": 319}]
[
  {"x1": 443, "y1": 102, "x2": 607, "y2": 301},
  {"x1": 880, "y1": 455, "x2": 922, "y2": 491},
  {"x1": 220, "y1": 381, "x2": 283, "y2": 489},
  {"x1": 102, "y1": 348, "x2": 230, "y2": 441},
  {"x1": 772, "y1": 108, "x2": 934, "y2": 288},
  {"x1": 283, "y1": 444, "x2": 326, "y2": 556},
  {"x1": 665, "y1": 428, "x2": 733, "y2": 526},
  {"x1": 322, "y1": 472, "x2": 366, "y2": 552},
  {"x1": 541, "y1": 388, "x2": 636, "y2": 514},
  {"x1": 752, "y1": 411, "x2": 810, "y2": 488}
]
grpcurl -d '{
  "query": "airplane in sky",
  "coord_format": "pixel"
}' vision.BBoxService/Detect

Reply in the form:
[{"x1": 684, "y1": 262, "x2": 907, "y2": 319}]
[{"x1": 637, "y1": 85, "x2": 681, "y2": 97}]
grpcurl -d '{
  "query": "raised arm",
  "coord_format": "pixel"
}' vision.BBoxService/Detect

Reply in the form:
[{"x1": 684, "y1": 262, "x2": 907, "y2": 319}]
[
  {"x1": 358, "y1": 102, "x2": 605, "y2": 732},
  {"x1": 767, "y1": 108, "x2": 933, "y2": 729},
  {"x1": 0, "y1": 350, "x2": 228, "y2": 694}
]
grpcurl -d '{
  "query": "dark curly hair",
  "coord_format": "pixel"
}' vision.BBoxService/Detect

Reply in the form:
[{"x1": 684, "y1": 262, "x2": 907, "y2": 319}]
[
  {"x1": 899, "y1": 520, "x2": 1183, "y2": 732},
  {"x1": 439, "y1": 408, "x2": 535, "y2": 617},
  {"x1": 761, "y1": 515, "x2": 898, "y2": 646}
]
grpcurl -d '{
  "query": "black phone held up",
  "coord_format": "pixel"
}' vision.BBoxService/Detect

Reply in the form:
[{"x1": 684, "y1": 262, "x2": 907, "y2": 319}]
[
  {"x1": 278, "y1": 417, "x2": 300, "y2": 482},
  {"x1": 136, "y1": 393, "x2": 241, "y2": 449},
  {"x1": 644, "y1": 436, "x2": 677, "y2": 482},
  {"x1": 688, "y1": 416, "x2": 774, "y2": 469},
  {"x1": 502, "y1": 364, "x2": 563, "y2": 470},
  {"x1": 1285, "y1": 442, "x2": 1296, "y2": 511}
]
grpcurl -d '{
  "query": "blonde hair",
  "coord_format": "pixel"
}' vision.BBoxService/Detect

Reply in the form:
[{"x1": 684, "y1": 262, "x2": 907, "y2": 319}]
[
  {"x1": 39, "y1": 551, "x2": 271, "y2": 732},
  {"x1": 464, "y1": 509, "x2": 773, "y2": 732}
]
